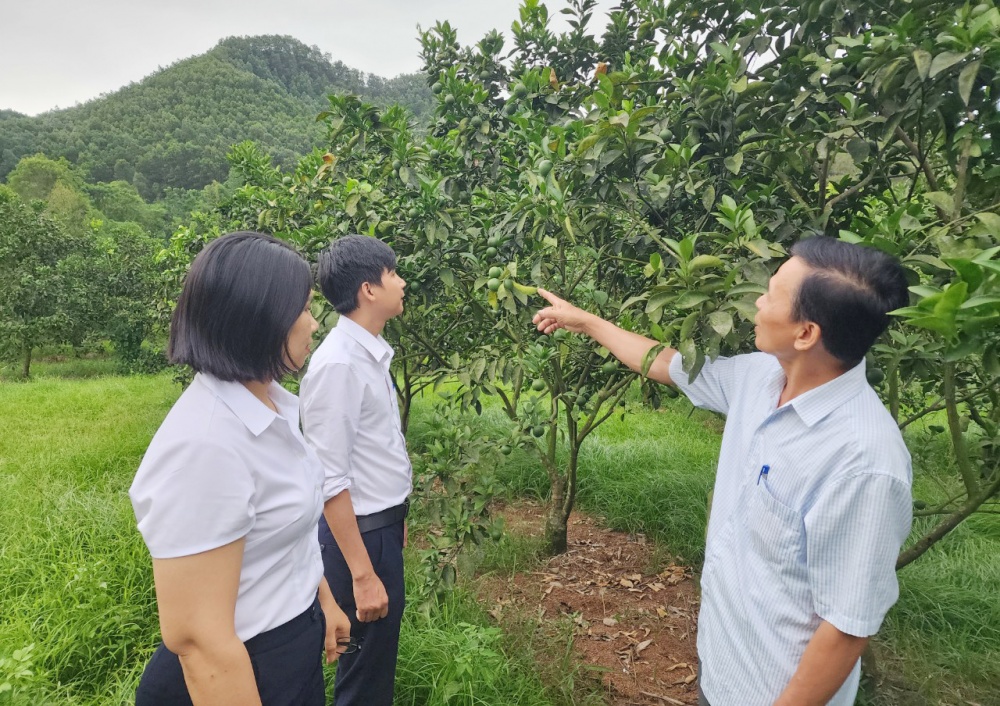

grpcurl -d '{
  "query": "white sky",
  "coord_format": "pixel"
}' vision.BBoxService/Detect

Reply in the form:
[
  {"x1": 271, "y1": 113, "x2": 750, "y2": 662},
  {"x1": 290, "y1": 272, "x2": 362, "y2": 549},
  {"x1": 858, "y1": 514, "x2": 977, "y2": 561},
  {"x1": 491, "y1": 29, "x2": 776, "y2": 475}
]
[{"x1": 0, "y1": 0, "x2": 617, "y2": 116}]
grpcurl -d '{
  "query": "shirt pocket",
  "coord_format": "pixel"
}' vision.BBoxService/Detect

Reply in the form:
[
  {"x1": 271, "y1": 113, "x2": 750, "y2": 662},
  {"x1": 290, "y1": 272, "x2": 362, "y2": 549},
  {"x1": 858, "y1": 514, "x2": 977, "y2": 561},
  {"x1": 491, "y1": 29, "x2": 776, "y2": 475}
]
[{"x1": 743, "y1": 480, "x2": 804, "y2": 569}]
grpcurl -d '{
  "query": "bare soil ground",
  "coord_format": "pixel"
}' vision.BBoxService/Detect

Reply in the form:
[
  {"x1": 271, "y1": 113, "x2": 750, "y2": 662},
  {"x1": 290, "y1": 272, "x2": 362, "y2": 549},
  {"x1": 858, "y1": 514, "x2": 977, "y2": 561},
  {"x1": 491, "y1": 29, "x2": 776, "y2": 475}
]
[{"x1": 475, "y1": 500, "x2": 702, "y2": 706}]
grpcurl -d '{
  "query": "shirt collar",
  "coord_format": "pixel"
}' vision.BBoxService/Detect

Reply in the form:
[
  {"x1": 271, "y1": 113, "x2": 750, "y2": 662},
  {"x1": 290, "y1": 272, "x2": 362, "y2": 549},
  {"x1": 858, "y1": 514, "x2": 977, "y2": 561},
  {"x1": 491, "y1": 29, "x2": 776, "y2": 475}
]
[
  {"x1": 196, "y1": 373, "x2": 298, "y2": 437},
  {"x1": 336, "y1": 315, "x2": 394, "y2": 365},
  {"x1": 782, "y1": 358, "x2": 868, "y2": 428}
]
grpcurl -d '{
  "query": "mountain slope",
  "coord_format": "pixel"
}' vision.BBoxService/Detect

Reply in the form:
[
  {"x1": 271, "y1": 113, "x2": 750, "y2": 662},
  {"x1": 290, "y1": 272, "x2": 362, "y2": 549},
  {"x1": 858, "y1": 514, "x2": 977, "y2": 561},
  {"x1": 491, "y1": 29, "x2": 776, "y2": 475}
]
[{"x1": 0, "y1": 36, "x2": 432, "y2": 197}]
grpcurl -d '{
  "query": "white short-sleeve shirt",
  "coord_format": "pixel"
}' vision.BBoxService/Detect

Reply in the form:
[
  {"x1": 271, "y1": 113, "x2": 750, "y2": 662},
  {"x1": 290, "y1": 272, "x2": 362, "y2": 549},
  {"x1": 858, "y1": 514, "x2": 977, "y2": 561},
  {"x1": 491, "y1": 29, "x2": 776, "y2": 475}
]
[
  {"x1": 671, "y1": 353, "x2": 912, "y2": 706},
  {"x1": 129, "y1": 373, "x2": 326, "y2": 641},
  {"x1": 300, "y1": 316, "x2": 412, "y2": 515}
]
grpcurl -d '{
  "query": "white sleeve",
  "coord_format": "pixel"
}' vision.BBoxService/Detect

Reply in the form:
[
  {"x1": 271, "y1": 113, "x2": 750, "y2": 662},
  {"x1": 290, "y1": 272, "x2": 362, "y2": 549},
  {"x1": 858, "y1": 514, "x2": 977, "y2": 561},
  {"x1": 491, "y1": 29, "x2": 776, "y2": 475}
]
[
  {"x1": 669, "y1": 352, "x2": 745, "y2": 416},
  {"x1": 130, "y1": 440, "x2": 255, "y2": 559},
  {"x1": 805, "y1": 472, "x2": 913, "y2": 636},
  {"x1": 300, "y1": 361, "x2": 361, "y2": 501}
]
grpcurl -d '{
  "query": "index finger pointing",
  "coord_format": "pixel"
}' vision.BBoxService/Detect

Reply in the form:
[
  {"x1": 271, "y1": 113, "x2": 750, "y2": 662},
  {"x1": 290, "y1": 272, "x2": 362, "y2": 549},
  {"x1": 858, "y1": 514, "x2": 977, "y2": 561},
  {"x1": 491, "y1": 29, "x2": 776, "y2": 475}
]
[{"x1": 537, "y1": 288, "x2": 563, "y2": 306}]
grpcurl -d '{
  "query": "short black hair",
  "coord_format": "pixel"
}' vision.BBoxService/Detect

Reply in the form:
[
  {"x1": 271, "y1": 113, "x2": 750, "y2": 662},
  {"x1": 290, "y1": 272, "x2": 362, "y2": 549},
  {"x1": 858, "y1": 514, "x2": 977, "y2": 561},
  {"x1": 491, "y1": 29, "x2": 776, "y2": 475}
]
[
  {"x1": 168, "y1": 231, "x2": 313, "y2": 382},
  {"x1": 790, "y1": 236, "x2": 909, "y2": 368},
  {"x1": 316, "y1": 234, "x2": 397, "y2": 314}
]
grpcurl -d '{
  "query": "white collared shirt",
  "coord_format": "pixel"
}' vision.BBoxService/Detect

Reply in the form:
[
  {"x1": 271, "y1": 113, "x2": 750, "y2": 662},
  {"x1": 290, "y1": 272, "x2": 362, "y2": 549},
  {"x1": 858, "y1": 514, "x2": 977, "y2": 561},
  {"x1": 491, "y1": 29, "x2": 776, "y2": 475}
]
[
  {"x1": 129, "y1": 373, "x2": 325, "y2": 641},
  {"x1": 300, "y1": 316, "x2": 412, "y2": 516},
  {"x1": 670, "y1": 353, "x2": 912, "y2": 706}
]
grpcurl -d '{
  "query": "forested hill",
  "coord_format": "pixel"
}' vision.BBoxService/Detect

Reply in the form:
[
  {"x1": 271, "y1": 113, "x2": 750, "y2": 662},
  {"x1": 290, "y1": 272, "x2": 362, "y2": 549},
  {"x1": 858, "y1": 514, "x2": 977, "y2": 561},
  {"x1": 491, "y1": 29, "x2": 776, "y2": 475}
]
[{"x1": 0, "y1": 35, "x2": 432, "y2": 198}]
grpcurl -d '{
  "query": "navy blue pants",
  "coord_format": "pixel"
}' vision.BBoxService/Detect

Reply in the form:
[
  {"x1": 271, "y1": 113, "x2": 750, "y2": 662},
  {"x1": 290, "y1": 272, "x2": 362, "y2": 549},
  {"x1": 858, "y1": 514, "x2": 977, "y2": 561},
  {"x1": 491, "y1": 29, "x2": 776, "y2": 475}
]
[
  {"x1": 135, "y1": 598, "x2": 325, "y2": 706},
  {"x1": 320, "y1": 518, "x2": 405, "y2": 706}
]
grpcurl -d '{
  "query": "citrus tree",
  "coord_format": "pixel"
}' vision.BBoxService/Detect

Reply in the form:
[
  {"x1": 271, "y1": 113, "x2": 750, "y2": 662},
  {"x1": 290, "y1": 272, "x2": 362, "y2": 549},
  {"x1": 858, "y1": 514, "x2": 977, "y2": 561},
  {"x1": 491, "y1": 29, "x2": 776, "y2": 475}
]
[{"x1": 167, "y1": 0, "x2": 999, "y2": 564}]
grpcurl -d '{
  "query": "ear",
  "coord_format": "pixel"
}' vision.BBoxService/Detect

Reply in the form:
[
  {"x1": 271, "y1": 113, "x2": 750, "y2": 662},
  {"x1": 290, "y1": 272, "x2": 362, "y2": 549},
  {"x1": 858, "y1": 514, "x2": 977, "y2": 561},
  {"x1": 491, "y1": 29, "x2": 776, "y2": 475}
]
[
  {"x1": 358, "y1": 281, "x2": 375, "y2": 304},
  {"x1": 793, "y1": 320, "x2": 823, "y2": 352}
]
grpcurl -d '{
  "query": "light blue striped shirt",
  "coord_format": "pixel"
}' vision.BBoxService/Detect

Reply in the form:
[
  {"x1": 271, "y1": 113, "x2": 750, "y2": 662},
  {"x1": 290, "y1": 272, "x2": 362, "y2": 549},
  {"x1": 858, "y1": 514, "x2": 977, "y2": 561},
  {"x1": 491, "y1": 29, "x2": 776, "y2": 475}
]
[{"x1": 671, "y1": 352, "x2": 912, "y2": 706}]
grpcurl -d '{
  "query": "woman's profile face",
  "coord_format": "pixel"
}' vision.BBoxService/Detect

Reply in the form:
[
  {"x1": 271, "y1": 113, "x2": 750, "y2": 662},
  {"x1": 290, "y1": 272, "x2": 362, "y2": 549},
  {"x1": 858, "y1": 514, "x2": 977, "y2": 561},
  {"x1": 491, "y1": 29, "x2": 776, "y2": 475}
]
[{"x1": 284, "y1": 292, "x2": 319, "y2": 372}]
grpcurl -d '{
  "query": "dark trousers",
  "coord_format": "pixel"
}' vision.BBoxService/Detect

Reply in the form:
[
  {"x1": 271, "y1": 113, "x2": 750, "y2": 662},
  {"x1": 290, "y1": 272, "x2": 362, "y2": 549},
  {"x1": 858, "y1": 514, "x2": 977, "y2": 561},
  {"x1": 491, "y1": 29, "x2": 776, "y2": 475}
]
[
  {"x1": 320, "y1": 518, "x2": 405, "y2": 706},
  {"x1": 698, "y1": 660, "x2": 711, "y2": 706},
  {"x1": 135, "y1": 598, "x2": 325, "y2": 705}
]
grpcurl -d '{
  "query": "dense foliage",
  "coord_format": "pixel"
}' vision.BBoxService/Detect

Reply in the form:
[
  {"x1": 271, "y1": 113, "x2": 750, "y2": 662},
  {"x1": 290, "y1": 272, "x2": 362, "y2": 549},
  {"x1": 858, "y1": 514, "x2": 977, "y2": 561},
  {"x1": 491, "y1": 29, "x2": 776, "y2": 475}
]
[
  {"x1": 0, "y1": 36, "x2": 432, "y2": 199},
  {"x1": 0, "y1": 157, "x2": 163, "y2": 376},
  {"x1": 166, "y1": 0, "x2": 1000, "y2": 566}
]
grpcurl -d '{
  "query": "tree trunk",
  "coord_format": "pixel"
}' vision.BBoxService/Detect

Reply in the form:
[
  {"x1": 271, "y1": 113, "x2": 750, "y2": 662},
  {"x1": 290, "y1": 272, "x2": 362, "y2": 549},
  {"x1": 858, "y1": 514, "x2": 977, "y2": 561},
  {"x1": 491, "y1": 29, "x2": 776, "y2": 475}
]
[
  {"x1": 21, "y1": 344, "x2": 32, "y2": 379},
  {"x1": 888, "y1": 364, "x2": 899, "y2": 423},
  {"x1": 544, "y1": 484, "x2": 569, "y2": 555},
  {"x1": 544, "y1": 445, "x2": 581, "y2": 556}
]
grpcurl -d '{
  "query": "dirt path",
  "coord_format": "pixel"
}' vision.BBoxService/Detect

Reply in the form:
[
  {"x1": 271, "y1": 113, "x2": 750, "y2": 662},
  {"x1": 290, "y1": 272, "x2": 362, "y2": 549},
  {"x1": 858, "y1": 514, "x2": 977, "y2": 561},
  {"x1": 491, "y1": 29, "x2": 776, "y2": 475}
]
[{"x1": 475, "y1": 501, "x2": 701, "y2": 706}]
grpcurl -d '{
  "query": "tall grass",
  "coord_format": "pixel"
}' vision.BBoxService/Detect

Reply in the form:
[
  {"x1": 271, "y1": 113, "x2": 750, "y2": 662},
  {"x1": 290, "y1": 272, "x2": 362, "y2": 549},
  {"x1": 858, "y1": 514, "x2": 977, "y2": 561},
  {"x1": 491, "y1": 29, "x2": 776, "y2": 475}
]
[{"x1": 0, "y1": 372, "x2": 564, "y2": 705}]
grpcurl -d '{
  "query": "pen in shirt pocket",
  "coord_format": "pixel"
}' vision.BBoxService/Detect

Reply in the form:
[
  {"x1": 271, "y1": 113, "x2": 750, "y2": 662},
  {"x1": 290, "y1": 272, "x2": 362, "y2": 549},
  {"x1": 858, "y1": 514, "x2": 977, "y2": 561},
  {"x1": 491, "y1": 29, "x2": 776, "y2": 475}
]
[{"x1": 757, "y1": 464, "x2": 770, "y2": 485}]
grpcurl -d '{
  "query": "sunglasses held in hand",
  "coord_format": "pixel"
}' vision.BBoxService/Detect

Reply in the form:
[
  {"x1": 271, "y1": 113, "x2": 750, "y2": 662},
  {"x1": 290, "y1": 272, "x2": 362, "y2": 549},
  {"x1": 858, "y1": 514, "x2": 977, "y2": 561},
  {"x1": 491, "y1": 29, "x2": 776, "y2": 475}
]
[{"x1": 336, "y1": 636, "x2": 363, "y2": 654}]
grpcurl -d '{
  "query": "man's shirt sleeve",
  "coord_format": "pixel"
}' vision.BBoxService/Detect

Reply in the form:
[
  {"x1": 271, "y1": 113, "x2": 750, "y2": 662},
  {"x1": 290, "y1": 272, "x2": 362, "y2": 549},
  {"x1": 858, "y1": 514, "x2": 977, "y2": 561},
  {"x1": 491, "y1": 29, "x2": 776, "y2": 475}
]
[
  {"x1": 668, "y1": 352, "x2": 744, "y2": 416},
  {"x1": 301, "y1": 361, "x2": 362, "y2": 501},
  {"x1": 804, "y1": 471, "x2": 913, "y2": 637}
]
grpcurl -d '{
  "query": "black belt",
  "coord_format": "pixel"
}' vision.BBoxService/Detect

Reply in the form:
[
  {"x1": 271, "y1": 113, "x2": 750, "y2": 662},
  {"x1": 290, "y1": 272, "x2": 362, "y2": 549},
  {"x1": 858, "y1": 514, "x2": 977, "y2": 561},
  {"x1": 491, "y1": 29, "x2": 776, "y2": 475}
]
[{"x1": 355, "y1": 499, "x2": 409, "y2": 534}]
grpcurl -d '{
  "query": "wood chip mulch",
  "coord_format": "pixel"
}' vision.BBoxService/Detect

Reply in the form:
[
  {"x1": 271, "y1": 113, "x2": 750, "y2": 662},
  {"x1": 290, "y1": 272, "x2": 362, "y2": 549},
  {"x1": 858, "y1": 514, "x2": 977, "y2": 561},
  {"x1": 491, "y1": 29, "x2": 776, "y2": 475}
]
[{"x1": 475, "y1": 501, "x2": 701, "y2": 706}]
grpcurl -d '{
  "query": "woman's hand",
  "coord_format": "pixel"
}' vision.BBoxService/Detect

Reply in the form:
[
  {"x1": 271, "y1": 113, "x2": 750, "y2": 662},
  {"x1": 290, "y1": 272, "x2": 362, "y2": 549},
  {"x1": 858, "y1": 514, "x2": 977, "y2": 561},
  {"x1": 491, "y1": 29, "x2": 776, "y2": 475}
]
[
  {"x1": 319, "y1": 578, "x2": 352, "y2": 663},
  {"x1": 323, "y1": 602, "x2": 352, "y2": 663}
]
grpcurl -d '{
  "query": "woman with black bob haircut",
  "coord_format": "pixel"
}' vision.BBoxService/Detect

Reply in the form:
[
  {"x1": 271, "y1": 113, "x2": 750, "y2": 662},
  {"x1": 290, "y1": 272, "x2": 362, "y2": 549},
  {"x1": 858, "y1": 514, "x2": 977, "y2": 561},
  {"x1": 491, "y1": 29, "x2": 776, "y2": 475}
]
[{"x1": 130, "y1": 231, "x2": 351, "y2": 706}]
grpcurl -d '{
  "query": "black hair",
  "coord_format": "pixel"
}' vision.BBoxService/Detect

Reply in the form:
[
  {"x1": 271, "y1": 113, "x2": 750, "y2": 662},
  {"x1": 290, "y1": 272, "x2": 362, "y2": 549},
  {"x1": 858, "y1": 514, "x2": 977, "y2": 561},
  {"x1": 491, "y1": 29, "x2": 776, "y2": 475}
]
[
  {"x1": 790, "y1": 236, "x2": 909, "y2": 368},
  {"x1": 316, "y1": 234, "x2": 397, "y2": 314},
  {"x1": 168, "y1": 231, "x2": 313, "y2": 382}
]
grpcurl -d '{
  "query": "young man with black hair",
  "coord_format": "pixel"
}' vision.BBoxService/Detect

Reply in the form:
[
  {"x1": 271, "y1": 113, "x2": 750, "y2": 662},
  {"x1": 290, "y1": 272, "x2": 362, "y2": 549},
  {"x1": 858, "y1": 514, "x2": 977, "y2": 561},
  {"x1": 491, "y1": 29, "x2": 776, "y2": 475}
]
[
  {"x1": 299, "y1": 234, "x2": 410, "y2": 706},
  {"x1": 532, "y1": 237, "x2": 913, "y2": 706}
]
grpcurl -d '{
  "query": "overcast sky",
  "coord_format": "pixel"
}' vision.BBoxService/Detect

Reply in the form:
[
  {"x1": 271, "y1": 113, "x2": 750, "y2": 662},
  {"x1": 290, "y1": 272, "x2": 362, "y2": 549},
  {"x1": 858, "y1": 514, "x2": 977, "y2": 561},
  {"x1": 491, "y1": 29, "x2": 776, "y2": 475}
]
[{"x1": 1, "y1": 0, "x2": 617, "y2": 116}]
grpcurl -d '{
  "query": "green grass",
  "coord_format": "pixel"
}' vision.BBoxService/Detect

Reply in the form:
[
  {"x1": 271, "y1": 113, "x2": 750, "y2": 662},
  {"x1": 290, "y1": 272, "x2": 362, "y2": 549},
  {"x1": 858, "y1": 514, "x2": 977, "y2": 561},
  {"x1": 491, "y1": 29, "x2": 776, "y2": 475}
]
[
  {"x1": 0, "y1": 369, "x2": 565, "y2": 705},
  {"x1": 4, "y1": 366, "x2": 997, "y2": 705},
  {"x1": 407, "y1": 390, "x2": 1000, "y2": 706},
  {"x1": 0, "y1": 374, "x2": 174, "y2": 704}
]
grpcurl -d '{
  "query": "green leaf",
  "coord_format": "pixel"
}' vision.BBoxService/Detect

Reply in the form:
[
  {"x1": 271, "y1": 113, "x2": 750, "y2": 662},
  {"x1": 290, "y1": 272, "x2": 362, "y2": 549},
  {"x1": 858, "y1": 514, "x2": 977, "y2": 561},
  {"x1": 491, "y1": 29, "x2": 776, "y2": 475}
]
[
  {"x1": 913, "y1": 49, "x2": 932, "y2": 80},
  {"x1": 984, "y1": 344, "x2": 1000, "y2": 378},
  {"x1": 974, "y1": 212, "x2": 1000, "y2": 236},
  {"x1": 846, "y1": 137, "x2": 870, "y2": 163},
  {"x1": 731, "y1": 298, "x2": 758, "y2": 321},
  {"x1": 676, "y1": 291, "x2": 710, "y2": 309},
  {"x1": 689, "y1": 254, "x2": 724, "y2": 271},
  {"x1": 345, "y1": 192, "x2": 361, "y2": 217},
  {"x1": 924, "y1": 191, "x2": 954, "y2": 215},
  {"x1": 958, "y1": 60, "x2": 981, "y2": 106},
  {"x1": 679, "y1": 311, "x2": 699, "y2": 340},
  {"x1": 929, "y1": 51, "x2": 969, "y2": 79},
  {"x1": 945, "y1": 258, "x2": 984, "y2": 292},
  {"x1": 744, "y1": 239, "x2": 772, "y2": 259},
  {"x1": 724, "y1": 152, "x2": 744, "y2": 175},
  {"x1": 702, "y1": 185, "x2": 716, "y2": 211},
  {"x1": 646, "y1": 291, "x2": 673, "y2": 313},
  {"x1": 960, "y1": 295, "x2": 1000, "y2": 311},
  {"x1": 708, "y1": 311, "x2": 733, "y2": 337}
]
